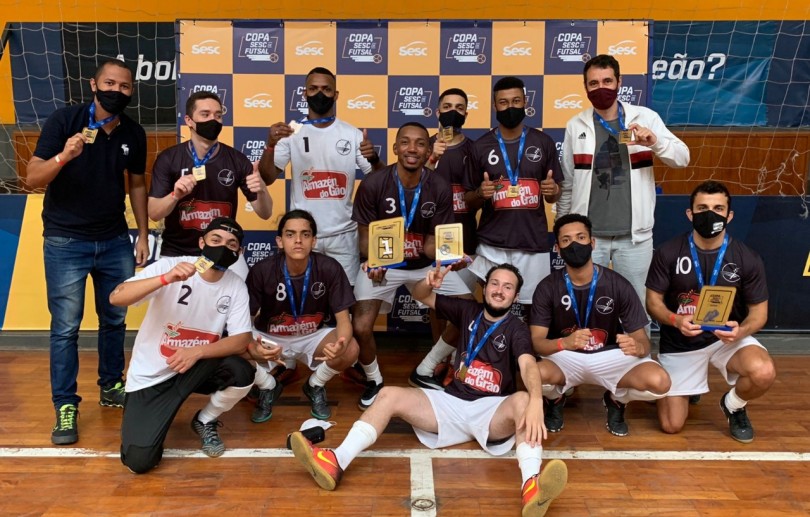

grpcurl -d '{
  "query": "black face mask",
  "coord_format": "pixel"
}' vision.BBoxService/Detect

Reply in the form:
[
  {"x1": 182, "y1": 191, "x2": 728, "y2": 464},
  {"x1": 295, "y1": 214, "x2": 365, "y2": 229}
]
[
  {"x1": 692, "y1": 210, "x2": 728, "y2": 239},
  {"x1": 306, "y1": 91, "x2": 335, "y2": 116},
  {"x1": 201, "y1": 244, "x2": 239, "y2": 271},
  {"x1": 439, "y1": 110, "x2": 466, "y2": 129},
  {"x1": 95, "y1": 89, "x2": 131, "y2": 115},
  {"x1": 559, "y1": 241, "x2": 593, "y2": 269},
  {"x1": 483, "y1": 299, "x2": 511, "y2": 318},
  {"x1": 194, "y1": 119, "x2": 223, "y2": 141},
  {"x1": 495, "y1": 107, "x2": 526, "y2": 129}
]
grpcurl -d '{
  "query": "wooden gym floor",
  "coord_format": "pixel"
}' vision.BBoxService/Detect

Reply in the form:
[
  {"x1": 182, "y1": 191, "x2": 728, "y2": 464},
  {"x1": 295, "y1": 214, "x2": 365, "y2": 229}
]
[{"x1": 0, "y1": 337, "x2": 808, "y2": 516}]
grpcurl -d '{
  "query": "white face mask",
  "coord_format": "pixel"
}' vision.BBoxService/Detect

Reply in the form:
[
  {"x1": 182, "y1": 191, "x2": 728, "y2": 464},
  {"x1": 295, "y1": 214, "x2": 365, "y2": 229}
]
[{"x1": 300, "y1": 418, "x2": 336, "y2": 432}]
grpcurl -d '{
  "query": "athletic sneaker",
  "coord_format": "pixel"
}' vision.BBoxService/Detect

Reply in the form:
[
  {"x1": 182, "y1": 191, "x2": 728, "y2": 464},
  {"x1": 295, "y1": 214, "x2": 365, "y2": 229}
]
[
  {"x1": 358, "y1": 381, "x2": 384, "y2": 410},
  {"x1": 303, "y1": 382, "x2": 331, "y2": 420},
  {"x1": 191, "y1": 410, "x2": 225, "y2": 457},
  {"x1": 603, "y1": 391, "x2": 629, "y2": 436},
  {"x1": 289, "y1": 431, "x2": 343, "y2": 491},
  {"x1": 543, "y1": 395, "x2": 567, "y2": 433},
  {"x1": 720, "y1": 391, "x2": 755, "y2": 443},
  {"x1": 408, "y1": 368, "x2": 444, "y2": 391},
  {"x1": 51, "y1": 404, "x2": 79, "y2": 445},
  {"x1": 520, "y1": 459, "x2": 568, "y2": 517},
  {"x1": 245, "y1": 385, "x2": 260, "y2": 404},
  {"x1": 99, "y1": 381, "x2": 126, "y2": 408},
  {"x1": 251, "y1": 382, "x2": 284, "y2": 423},
  {"x1": 689, "y1": 394, "x2": 702, "y2": 405}
]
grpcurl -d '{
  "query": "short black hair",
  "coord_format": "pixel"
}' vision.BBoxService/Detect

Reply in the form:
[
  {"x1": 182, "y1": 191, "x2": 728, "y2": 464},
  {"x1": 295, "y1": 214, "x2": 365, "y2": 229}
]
[
  {"x1": 94, "y1": 58, "x2": 133, "y2": 82},
  {"x1": 493, "y1": 76, "x2": 525, "y2": 100},
  {"x1": 583, "y1": 54, "x2": 621, "y2": 84},
  {"x1": 553, "y1": 213, "x2": 593, "y2": 241},
  {"x1": 690, "y1": 180, "x2": 732, "y2": 211},
  {"x1": 306, "y1": 67, "x2": 336, "y2": 80},
  {"x1": 278, "y1": 209, "x2": 318, "y2": 237},
  {"x1": 396, "y1": 121, "x2": 430, "y2": 140},
  {"x1": 186, "y1": 91, "x2": 222, "y2": 117},
  {"x1": 438, "y1": 88, "x2": 468, "y2": 106},
  {"x1": 484, "y1": 263, "x2": 524, "y2": 294}
]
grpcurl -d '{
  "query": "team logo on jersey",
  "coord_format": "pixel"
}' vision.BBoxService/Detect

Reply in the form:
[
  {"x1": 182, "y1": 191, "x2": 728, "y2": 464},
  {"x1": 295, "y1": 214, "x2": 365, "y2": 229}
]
[
  {"x1": 178, "y1": 200, "x2": 232, "y2": 231},
  {"x1": 676, "y1": 290, "x2": 700, "y2": 315},
  {"x1": 404, "y1": 232, "x2": 425, "y2": 259},
  {"x1": 458, "y1": 355, "x2": 502, "y2": 393},
  {"x1": 302, "y1": 170, "x2": 349, "y2": 200},
  {"x1": 561, "y1": 326, "x2": 607, "y2": 352},
  {"x1": 524, "y1": 146, "x2": 543, "y2": 163},
  {"x1": 595, "y1": 296, "x2": 615, "y2": 315},
  {"x1": 420, "y1": 201, "x2": 436, "y2": 218},
  {"x1": 217, "y1": 168, "x2": 235, "y2": 187},
  {"x1": 267, "y1": 313, "x2": 322, "y2": 336},
  {"x1": 721, "y1": 263, "x2": 741, "y2": 283},
  {"x1": 216, "y1": 296, "x2": 231, "y2": 314},
  {"x1": 492, "y1": 178, "x2": 540, "y2": 209},
  {"x1": 493, "y1": 333, "x2": 507, "y2": 352},
  {"x1": 159, "y1": 322, "x2": 220, "y2": 358},
  {"x1": 311, "y1": 281, "x2": 326, "y2": 299},
  {"x1": 335, "y1": 139, "x2": 352, "y2": 155},
  {"x1": 451, "y1": 184, "x2": 468, "y2": 213}
]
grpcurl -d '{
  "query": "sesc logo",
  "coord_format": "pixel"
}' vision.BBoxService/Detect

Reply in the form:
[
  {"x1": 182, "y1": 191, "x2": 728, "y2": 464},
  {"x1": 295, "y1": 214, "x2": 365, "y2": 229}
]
[
  {"x1": 399, "y1": 41, "x2": 428, "y2": 57},
  {"x1": 553, "y1": 93, "x2": 583, "y2": 110},
  {"x1": 607, "y1": 40, "x2": 638, "y2": 56},
  {"x1": 244, "y1": 93, "x2": 273, "y2": 109},
  {"x1": 347, "y1": 94, "x2": 376, "y2": 110},
  {"x1": 467, "y1": 94, "x2": 480, "y2": 111},
  {"x1": 295, "y1": 40, "x2": 325, "y2": 56},
  {"x1": 191, "y1": 40, "x2": 221, "y2": 55},
  {"x1": 502, "y1": 41, "x2": 532, "y2": 57}
]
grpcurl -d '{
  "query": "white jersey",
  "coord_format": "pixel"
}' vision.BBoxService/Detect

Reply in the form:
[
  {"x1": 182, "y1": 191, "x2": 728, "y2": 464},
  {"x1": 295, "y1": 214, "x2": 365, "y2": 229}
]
[
  {"x1": 125, "y1": 256, "x2": 252, "y2": 392},
  {"x1": 274, "y1": 118, "x2": 373, "y2": 237}
]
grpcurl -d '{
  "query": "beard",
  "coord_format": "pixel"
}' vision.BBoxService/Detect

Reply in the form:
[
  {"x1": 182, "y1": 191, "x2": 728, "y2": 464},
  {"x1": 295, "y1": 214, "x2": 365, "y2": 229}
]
[{"x1": 483, "y1": 299, "x2": 511, "y2": 318}]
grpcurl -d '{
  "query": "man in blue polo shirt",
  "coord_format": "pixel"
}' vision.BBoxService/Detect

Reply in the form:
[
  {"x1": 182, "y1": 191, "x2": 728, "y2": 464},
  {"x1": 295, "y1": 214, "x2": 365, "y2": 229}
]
[{"x1": 26, "y1": 58, "x2": 149, "y2": 446}]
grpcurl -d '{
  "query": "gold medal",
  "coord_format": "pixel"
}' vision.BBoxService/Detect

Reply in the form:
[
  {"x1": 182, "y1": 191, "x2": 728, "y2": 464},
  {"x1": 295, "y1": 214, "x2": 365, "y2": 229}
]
[
  {"x1": 82, "y1": 127, "x2": 98, "y2": 144},
  {"x1": 194, "y1": 256, "x2": 214, "y2": 273},
  {"x1": 619, "y1": 130, "x2": 634, "y2": 144},
  {"x1": 440, "y1": 126, "x2": 454, "y2": 143},
  {"x1": 192, "y1": 166, "x2": 207, "y2": 181},
  {"x1": 507, "y1": 185, "x2": 520, "y2": 198},
  {"x1": 458, "y1": 364, "x2": 468, "y2": 382}
]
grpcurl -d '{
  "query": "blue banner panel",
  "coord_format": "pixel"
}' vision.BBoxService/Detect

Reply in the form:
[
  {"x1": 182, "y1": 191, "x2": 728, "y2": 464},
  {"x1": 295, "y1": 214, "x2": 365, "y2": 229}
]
[
  {"x1": 0, "y1": 195, "x2": 27, "y2": 327},
  {"x1": 766, "y1": 21, "x2": 810, "y2": 127},
  {"x1": 9, "y1": 23, "x2": 66, "y2": 124}
]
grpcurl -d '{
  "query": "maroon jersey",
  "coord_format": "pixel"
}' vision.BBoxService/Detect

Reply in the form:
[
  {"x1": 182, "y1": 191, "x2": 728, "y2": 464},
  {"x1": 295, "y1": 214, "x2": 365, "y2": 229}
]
[
  {"x1": 247, "y1": 252, "x2": 355, "y2": 337},
  {"x1": 465, "y1": 127, "x2": 562, "y2": 252},
  {"x1": 435, "y1": 295, "x2": 534, "y2": 401},
  {"x1": 430, "y1": 135, "x2": 478, "y2": 255},
  {"x1": 352, "y1": 165, "x2": 453, "y2": 270},
  {"x1": 646, "y1": 233, "x2": 768, "y2": 354},
  {"x1": 529, "y1": 266, "x2": 648, "y2": 353},
  {"x1": 150, "y1": 142, "x2": 257, "y2": 256}
]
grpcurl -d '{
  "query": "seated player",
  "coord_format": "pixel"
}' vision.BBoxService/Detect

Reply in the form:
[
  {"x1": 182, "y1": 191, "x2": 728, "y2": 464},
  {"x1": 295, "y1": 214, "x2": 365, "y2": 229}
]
[
  {"x1": 290, "y1": 263, "x2": 568, "y2": 517},
  {"x1": 529, "y1": 214, "x2": 670, "y2": 436}
]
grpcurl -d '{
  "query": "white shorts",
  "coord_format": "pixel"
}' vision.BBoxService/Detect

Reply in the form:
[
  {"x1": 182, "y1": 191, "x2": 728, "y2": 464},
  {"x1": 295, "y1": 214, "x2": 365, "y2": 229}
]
[
  {"x1": 353, "y1": 264, "x2": 473, "y2": 314},
  {"x1": 254, "y1": 327, "x2": 333, "y2": 370},
  {"x1": 414, "y1": 389, "x2": 513, "y2": 456},
  {"x1": 658, "y1": 336, "x2": 765, "y2": 396},
  {"x1": 315, "y1": 231, "x2": 360, "y2": 286},
  {"x1": 542, "y1": 348, "x2": 657, "y2": 397},
  {"x1": 470, "y1": 244, "x2": 550, "y2": 305}
]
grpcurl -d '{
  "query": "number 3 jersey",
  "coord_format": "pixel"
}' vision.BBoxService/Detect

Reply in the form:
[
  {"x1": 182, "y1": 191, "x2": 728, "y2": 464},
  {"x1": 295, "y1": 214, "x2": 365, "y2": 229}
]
[
  {"x1": 274, "y1": 119, "x2": 373, "y2": 238},
  {"x1": 124, "y1": 256, "x2": 252, "y2": 392},
  {"x1": 246, "y1": 252, "x2": 356, "y2": 336}
]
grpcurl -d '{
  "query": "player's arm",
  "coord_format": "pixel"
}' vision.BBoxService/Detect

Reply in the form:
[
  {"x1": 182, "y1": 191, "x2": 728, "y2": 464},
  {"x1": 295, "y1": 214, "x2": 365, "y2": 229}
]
[
  {"x1": 334, "y1": 308, "x2": 354, "y2": 345},
  {"x1": 27, "y1": 128, "x2": 91, "y2": 189},
  {"x1": 110, "y1": 261, "x2": 196, "y2": 307},
  {"x1": 646, "y1": 287, "x2": 702, "y2": 337},
  {"x1": 633, "y1": 114, "x2": 690, "y2": 168},
  {"x1": 517, "y1": 353, "x2": 546, "y2": 444},
  {"x1": 246, "y1": 160, "x2": 273, "y2": 220},
  {"x1": 259, "y1": 122, "x2": 293, "y2": 184},
  {"x1": 616, "y1": 328, "x2": 651, "y2": 358},
  {"x1": 128, "y1": 172, "x2": 150, "y2": 266},
  {"x1": 357, "y1": 224, "x2": 369, "y2": 262},
  {"x1": 411, "y1": 264, "x2": 453, "y2": 310},
  {"x1": 530, "y1": 324, "x2": 564, "y2": 356},
  {"x1": 715, "y1": 300, "x2": 767, "y2": 344},
  {"x1": 147, "y1": 154, "x2": 198, "y2": 221},
  {"x1": 423, "y1": 233, "x2": 436, "y2": 260}
]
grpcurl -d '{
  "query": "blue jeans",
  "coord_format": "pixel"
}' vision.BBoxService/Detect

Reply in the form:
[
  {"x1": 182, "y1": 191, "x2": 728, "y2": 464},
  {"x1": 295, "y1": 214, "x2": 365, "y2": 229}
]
[{"x1": 44, "y1": 232, "x2": 134, "y2": 408}]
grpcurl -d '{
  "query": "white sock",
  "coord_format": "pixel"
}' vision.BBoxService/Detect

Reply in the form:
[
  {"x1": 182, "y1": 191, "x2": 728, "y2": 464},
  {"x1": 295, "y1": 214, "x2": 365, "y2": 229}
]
[
  {"x1": 724, "y1": 387, "x2": 748, "y2": 412},
  {"x1": 361, "y1": 359, "x2": 383, "y2": 385},
  {"x1": 542, "y1": 384, "x2": 563, "y2": 399},
  {"x1": 198, "y1": 385, "x2": 252, "y2": 423},
  {"x1": 516, "y1": 442, "x2": 543, "y2": 485},
  {"x1": 254, "y1": 366, "x2": 276, "y2": 390},
  {"x1": 334, "y1": 420, "x2": 378, "y2": 469},
  {"x1": 416, "y1": 338, "x2": 455, "y2": 376},
  {"x1": 614, "y1": 388, "x2": 664, "y2": 404},
  {"x1": 310, "y1": 363, "x2": 340, "y2": 388}
]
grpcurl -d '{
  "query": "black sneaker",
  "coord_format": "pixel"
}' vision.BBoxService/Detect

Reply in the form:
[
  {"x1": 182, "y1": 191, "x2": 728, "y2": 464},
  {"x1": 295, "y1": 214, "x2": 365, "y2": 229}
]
[
  {"x1": 51, "y1": 404, "x2": 79, "y2": 445},
  {"x1": 408, "y1": 368, "x2": 444, "y2": 391},
  {"x1": 191, "y1": 410, "x2": 225, "y2": 457},
  {"x1": 100, "y1": 381, "x2": 126, "y2": 408},
  {"x1": 603, "y1": 391, "x2": 629, "y2": 436},
  {"x1": 543, "y1": 394, "x2": 567, "y2": 433},
  {"x1": 303, "y1": 382, "x2": 331, "y2": 420},
  {"x1": 720, "y1": 392, "x2": 754, "y2": 443},
  {"x1": 245, "y1": 385, "x2": 260, "y2": 404},
  {"x1": 251, "y1": 383, "x2": 284, "y2": 423},
  {"x1": 358, "y1": 381, "x2": 384, "y2": 410}
]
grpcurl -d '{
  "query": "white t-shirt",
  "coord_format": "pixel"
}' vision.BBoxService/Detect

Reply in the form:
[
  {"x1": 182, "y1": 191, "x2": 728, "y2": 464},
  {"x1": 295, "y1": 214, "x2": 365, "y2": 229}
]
[
  {"x1": 125, "y1": 256, "x2": 253, "y2": 392},
  {"x1": 274, "y1": 118, "x2": 373, "y2": 237}
]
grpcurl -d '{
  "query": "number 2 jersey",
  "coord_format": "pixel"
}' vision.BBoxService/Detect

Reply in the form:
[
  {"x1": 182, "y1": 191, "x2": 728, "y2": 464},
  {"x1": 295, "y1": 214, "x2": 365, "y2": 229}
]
[
  {"x1": 246, "y1": 252, "x2": 355, "y2": 337},
  {"x1": 646, "y1": 233, "x2": 768, "y2": 354}
]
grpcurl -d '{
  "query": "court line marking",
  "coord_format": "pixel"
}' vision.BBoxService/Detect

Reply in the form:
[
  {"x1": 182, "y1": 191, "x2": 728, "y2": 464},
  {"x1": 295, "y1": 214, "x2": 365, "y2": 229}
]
[
  {"x1": 1, "y1": 447, "x2": 808, "y2": 462},
  {"x1": 410, "y1": 455, "x2": 437, "y2": 517}
]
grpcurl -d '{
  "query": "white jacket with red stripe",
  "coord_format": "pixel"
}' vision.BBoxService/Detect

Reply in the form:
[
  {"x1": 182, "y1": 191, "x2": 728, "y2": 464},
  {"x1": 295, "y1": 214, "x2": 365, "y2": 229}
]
[{"x1": 556, "y1": 103, "x2": 690, "y2": 244}]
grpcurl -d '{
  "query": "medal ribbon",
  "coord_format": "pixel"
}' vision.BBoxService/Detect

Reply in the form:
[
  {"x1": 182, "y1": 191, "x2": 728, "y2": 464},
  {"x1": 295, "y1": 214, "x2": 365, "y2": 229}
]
[
  {"x1": 563, "y1": 265, "x2": 599, "y2": 329},
  {"x1": 87, "y1": 102, "x2": 118, "y2": 130},
  {"x1": 495, "y1": 127, "x2": 527, "y2": 187},
  {"x1": 282, "y1": 256, "x2": 312, "y2": 321},
  {"x1": 300, "y1": 116, "x2": 336, "y2": 125},
  {"x1": 394, "y1": 167, "x2": 423, "y2": 231},
  {"x1": 688, "y1": 233, "x2": 729, "y2": 290},
  {"x1": 464, "y1": 311, "x2": 508, "y2": 368},
  {"x1": 190, "y1": 142, "x2": 219, "y2": 168},
  {"x1": 593, "y1": 102, "x2": 628, "y2": 136}
]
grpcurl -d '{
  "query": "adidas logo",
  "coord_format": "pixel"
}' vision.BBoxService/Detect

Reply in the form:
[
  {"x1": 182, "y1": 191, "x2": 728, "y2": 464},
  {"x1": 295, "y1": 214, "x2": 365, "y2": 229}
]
[{"x1": 578, "y1": 132, "x2": 586, "y2": 139}]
